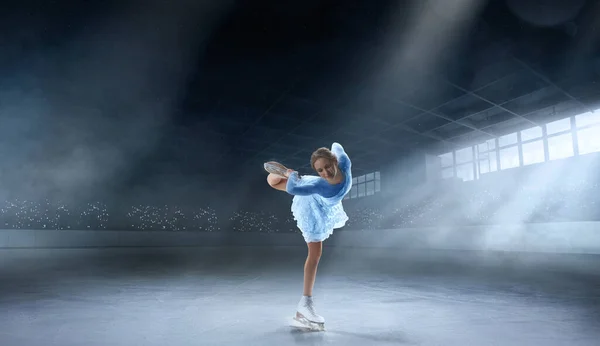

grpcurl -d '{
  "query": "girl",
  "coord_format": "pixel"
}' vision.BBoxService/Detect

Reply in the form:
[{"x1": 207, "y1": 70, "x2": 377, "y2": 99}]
[{"x1": 266, "y1": 142, "x2": 352, "y2": 330}]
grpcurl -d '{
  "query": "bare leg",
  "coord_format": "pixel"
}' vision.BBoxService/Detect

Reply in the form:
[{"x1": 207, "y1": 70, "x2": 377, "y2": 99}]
[
  {"x1": 267, "y1": 173, "x2": 288, "y2": 192},
  {"x1": 294, "y1": 241, "x2": 325, "y2": 328},
  {"x1": 303, "y1": 241, "x2": 322, "y2": 296}
]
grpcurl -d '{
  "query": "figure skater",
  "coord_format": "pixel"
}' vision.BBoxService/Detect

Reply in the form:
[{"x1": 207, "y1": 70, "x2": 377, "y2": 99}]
[{"x1": 265, "y1": 142, "x2": 352, "y2": 331}]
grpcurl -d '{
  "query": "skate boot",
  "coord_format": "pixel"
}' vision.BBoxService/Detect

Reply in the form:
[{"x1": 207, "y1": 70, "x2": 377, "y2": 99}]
[
  {"x1": 292, "y1": 296, "x2": 325, "y2": 331},
  {"x1": 263, "y1": 161, "x2": 288, "y2": 178}
]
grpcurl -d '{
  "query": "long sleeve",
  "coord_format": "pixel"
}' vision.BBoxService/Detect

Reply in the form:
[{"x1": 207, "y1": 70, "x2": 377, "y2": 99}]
[
  {"x1": 286, "y1": 172, "x2": 338, "y2": 197},
  {"x1": 331, "y1": 142, "x2": 351, "y2": 171}
]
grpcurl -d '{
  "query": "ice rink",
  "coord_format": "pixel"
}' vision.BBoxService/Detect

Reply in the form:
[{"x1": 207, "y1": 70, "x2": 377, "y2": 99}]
[{"x1": 1, "y1": 246, "x2": 599, "y2": 346}]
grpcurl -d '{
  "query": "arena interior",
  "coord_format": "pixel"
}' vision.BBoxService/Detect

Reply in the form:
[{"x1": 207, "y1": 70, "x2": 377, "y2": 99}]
[{"x1": 1, "y1": 0, "x2": 600, "y2": 345}]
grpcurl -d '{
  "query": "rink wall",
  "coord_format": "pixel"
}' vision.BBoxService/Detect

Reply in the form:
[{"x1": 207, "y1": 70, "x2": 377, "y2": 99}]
[{"x1": 1, "y1": 221, "x2": 600, "y2": 254}]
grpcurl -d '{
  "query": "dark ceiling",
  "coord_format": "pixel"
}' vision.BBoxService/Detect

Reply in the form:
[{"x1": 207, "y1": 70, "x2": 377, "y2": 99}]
[
  {"x1": 168, "y1": 0, "x2": 600, "y2": 176},
  {"x1": 1, "y1": 0, "x2": 599, "y2": 180}
]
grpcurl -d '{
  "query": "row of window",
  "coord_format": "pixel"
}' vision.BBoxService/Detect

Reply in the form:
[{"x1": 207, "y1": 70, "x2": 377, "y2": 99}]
[
  {"x1": 439, "y1": 111, "x2": 600, "y2": 181},
  {"x1": 344, "y1": 171, "x2": 381, "y2": 199}
]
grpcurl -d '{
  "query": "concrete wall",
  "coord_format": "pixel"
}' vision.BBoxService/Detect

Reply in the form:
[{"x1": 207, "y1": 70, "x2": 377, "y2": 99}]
[{"x1": 1, "y1": 221, "x2": 599, "y2": 254}]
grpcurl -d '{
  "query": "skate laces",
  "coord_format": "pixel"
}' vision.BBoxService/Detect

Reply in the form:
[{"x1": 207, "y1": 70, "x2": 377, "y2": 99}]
[{"x1": 304, "y1": 299, "x2": 317, "y2": 316}]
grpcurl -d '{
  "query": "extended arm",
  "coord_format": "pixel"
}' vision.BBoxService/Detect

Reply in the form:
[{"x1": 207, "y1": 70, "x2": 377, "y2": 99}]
[
  {"x1": 285, "y1": 171, "x2": 335, "y2": 197},
  {"x1": 286, "y1": 172, "x2": 318, "y2": 196},
  {"x1": 331, "y1": 142, "x2": 351, "y2": 171}
]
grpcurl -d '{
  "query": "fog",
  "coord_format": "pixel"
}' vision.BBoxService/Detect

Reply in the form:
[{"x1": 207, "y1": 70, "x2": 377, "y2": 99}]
[{"x1": 0, "y1": 0, "x2": 233, "y2": 206}]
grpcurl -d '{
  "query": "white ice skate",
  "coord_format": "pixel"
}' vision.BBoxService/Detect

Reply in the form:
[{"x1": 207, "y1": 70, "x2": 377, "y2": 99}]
[
  {"x1": 291, "y1": 296, "x2": 325, "y2": 331},
  {"x1": 264, "y1": 161, "x2": 288, "y2": 178}
]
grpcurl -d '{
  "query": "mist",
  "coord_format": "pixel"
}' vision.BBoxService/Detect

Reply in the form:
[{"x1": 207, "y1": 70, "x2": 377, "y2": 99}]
[
  {"x1": 1, "y1": 1, "x2": 600, "y2": 344},
  {"x1": 0, "y1": 0, "x2": 233, "y2": 205}
]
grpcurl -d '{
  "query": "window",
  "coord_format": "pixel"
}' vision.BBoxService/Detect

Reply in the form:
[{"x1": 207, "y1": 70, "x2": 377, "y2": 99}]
[
  {"x1": 441, "y1": 167, "x2": 454, "y2": 179},
  {"x1": 577, "y1": 126, "x2": 600, "y2": 155},
  {"x1": 478, "y1": 139, "x2": 496, "y2": 152},
  {"x1": 434, "y1": 109, "x2": 600, "y2": 182},
  {"x1": 546, "y1": 117, "x2": 571, "y2": 135},
  {"x1": 575, "y1": 112, "x2": 600, "y2": 128},
  {"x1": 366, "y1": 180, "x2": 375, "y2": 196},
  {"x1": 348, "y1": 171, "x2": 380, "y2": 199},
  {"x1": 520, "y1": 126, "x2": 542, "y2": 141},
  {"x1": 477, "y1": 151, "x2": 498, "y2": 175},
  {"x1": 499, "y1": 146, "x2": 519, "y2": 170},
  {"x1": 498, "y1": 132, "x2": 518, "y2": 147},
  {"x1": 455, "y1": 147, "x2": 473, "y2": 164},
  {"x1": 547, "y1": 133, "x2": 574, "y2": 160},
  {"x1": 522, "y1": 140, "x2": 545, "y2": 166},
  {"x1": 478, "y1": 158, "x2": 497, "y2": 174},
  {"x1": 439, "y1": 152, "x2": 453, "y2": 167},
  {"x1": 456, "y1": 162, "x2": 474, "y2": 181},
  {"x1": 350, "y1": 177, "x2": 358, "y2": 198},
  {"x1": 358, "y1": 184, "x2": 366, "y2": 197}
]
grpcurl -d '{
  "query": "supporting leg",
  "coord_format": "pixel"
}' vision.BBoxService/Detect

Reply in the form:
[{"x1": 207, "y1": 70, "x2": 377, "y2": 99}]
[
  {"x1": 303, "y1": 241, "x2": 322, "y2": 296},
  {"x1": 293, "y1": 241, "x2": 325, "y2": 331}
]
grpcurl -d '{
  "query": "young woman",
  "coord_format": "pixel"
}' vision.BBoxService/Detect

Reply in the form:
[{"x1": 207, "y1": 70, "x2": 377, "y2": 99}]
[{"x1": 266, "y1": 142, "x2": 352, "y2": 330}]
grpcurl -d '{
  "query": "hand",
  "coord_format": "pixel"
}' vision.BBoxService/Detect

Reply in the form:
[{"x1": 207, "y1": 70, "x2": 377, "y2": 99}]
[{"x1": 284, "y1": 169, "x2": 295, "y2": 178}]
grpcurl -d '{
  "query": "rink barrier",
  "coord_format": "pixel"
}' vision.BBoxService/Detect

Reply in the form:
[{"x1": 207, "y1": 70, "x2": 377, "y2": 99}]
[{"x1": 1, "y1": 222, "x2": 599, "y2": 254}]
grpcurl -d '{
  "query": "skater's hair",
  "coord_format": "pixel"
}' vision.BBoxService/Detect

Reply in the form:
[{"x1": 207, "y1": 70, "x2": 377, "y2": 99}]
[{"x1": 310, "y1": 147, "x2": 338, "y2": 170}]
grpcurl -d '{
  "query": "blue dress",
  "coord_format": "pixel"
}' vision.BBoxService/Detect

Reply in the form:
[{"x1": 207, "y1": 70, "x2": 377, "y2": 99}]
[{"x1": 285, "y1": 142, "x2": 352, "y2": 243}]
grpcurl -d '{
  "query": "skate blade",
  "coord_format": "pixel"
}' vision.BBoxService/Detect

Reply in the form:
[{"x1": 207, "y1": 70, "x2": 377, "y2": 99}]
[
  {"x1": 264, "y1": 162, "x2": 288, "y2": 177},
  {"x1": 290, "y1": 316, "x2": 325, "y2": 332}
]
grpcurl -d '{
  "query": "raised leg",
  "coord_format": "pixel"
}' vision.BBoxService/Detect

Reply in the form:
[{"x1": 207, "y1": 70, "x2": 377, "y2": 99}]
[{"x1": 267, "y1": 173, "x2": 288, "y2": 192}]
